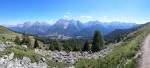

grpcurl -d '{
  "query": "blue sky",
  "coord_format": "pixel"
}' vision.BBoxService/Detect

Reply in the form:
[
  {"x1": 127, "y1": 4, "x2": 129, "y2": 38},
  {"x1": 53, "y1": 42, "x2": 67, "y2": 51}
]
[{"x1": 0, "y1": 0, "x2": 149, "y2": 25}]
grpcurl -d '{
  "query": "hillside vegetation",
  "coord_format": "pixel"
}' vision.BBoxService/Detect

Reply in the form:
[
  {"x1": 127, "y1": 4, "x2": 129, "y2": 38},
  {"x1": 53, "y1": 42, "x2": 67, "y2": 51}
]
[
  {"x1": 0, "y1": 25, "x2": 21, "y2": 40},
  {"x1": 75, "y1": 22, "x2": 150, "y2": 68}
]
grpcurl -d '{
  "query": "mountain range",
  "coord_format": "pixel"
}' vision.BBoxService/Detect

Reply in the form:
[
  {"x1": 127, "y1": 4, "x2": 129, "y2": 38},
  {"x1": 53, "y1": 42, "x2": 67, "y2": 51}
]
[{"x1": 8, "y1": 19, "x2": 137, "y2": 38}]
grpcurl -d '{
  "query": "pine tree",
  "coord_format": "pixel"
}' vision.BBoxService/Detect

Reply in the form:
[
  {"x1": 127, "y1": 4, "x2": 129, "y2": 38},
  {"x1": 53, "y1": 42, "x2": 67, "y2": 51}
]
[
  {"x1": 91, "y1": 30, "x2": 104, "y2": 52},
  {"x1": 82, "y1": 41, "x2": 90, "y2": 51},
  {"x1": 34, "y1": 39, "x2": 39, "y2": 48},
  {"x1": 53, "y1": 40, "x2": 62, "y2": 51},
  {"x1": 49, "y1": 43, "x2": 55, "y2": 51},
  {"x1": 14, "y1": 36, "x2": 21, "y2": 45},
  {"x1": 73, "y1": 45, "x2": 80, "y2": 51}
]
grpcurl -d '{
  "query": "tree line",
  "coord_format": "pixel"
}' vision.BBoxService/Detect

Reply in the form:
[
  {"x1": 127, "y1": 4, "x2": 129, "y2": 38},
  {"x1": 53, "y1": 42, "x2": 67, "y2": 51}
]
[
  {"x1": 14, "y1": 30, "x2": 104, "y2": 52},
  {"x1": 14, "y1": 33, "x2": 39, "y2": 49}
]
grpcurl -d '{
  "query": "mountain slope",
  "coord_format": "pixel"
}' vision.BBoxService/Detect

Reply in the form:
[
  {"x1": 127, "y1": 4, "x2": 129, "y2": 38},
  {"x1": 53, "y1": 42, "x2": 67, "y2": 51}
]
[
  {"x1": 0, "y1": 25, "x2": 45, "y2": 47},
  {"x1": 0, "y1": 25, "x2": 22, "y2": 40},
  {"x1": 0, "y1": 25, "x2": 14, "y2": 33},
  {"x1": 8, "y1": 19, "x2": 137, "y2": 38},
  {"x1": 9, "y1": 21, "x2": 51, "y2": 35},
  {"x1": 104, "y1": 25, "x2": 141, "y2": 43},
  {"x1": 75, "y1": 22, "x2": 150, "y2": 68},
  {"x1": 49, "y1": 19, "x2": 84, "y2": 35},
  {"x1": 74, "y1": 21, "x2": 137, "y2": 37}
]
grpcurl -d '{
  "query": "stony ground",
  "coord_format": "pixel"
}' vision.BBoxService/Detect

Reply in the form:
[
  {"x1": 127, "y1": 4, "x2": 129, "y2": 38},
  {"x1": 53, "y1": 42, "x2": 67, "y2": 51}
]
[
  {"x1": 0, "y1": 41, "x2": 113, "y2": 68},
  {"x1": 139, "y1": 34, "x2": 150, "y2": 68},
  {"x1": 35, "y1": 44, "x2": 113, "y2": 64},
  {"x1": 0, "y1": 42, "x2": 47, "y2": 68},
  {"x1": 0, "y1": 53, "x2": 47, "y2": 68}
]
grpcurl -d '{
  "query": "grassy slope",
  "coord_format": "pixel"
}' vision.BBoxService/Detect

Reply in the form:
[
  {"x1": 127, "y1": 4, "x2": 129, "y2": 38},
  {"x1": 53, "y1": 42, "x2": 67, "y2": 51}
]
[
  {"x1": 75, "y1": 22, "x2": 150, "y2": 68},
  {"x1": 0, "y1": 25, "x2": 21, "y2": 40},
  {"x1": 0, "y1": 25, "x2": 69, "y2": 67},
  {"x1": 0, "y1": 25, "x2": 46, "y2": 48}
]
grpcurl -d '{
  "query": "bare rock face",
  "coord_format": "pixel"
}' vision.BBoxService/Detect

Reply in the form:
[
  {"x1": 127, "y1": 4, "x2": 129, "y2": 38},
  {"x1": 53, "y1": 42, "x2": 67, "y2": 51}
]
[
  {"x1": 8, "y1": 52, "x2": 14, "y2": 60},
  {"x1": 0, "y1": 53, "x2": 48, "y2": 68},
  {"x1": 0, "y1": 43, "x2": 6, "y2": 51}
]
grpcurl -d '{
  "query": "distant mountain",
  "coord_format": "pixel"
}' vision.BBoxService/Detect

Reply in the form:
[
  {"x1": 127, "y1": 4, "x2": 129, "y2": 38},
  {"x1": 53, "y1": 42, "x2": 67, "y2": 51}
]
[
  {"x1": 104, "y1": 22, "x2": 149, "y2": 44},
  {"x1": 49, "y1": 19, "x2": 84, "y2": 35},
  {"x1": 74, "y1": 21, "x2": 137, "y2": 37},
  {"x1": 7, "y1": 19, "x2": 137, "y2": 38},
  {"x1": 9, "y1": 21, "x2": 51, "y2": 35}
]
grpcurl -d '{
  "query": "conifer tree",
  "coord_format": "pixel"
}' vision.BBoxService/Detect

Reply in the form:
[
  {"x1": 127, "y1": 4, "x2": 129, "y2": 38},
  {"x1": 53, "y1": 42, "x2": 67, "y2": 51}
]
[
  {"x1": 34, "y1": 39, "x2": 39, "y2": 48},
  {"x1": 91, "y1": 30, "x2": 104, "y2": 52},
  {"x1": 82, "y1": 41, "x2": 90, "y2": 51}
]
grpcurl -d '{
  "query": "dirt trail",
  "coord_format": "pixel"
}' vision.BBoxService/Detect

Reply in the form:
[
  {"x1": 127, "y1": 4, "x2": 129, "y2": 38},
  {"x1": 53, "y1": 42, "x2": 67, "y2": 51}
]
[{"x1": 139, "y1": 34, "x2": 150, "y2": 68}]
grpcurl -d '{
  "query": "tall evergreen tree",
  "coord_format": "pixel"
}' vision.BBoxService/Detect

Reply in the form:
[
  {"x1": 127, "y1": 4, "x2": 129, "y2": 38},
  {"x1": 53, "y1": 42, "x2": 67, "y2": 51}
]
[
  {"x1": 49, "y1": 43, "x2": 55, "y2": 51},
  {"x1": 91, "y1": 30, "x2": 104, "y2": 52},
  {"x1": 53, "y1": 40, "x2": 62, "y2": 51},
  {"x1": 73, "y1": 44, "x2": 80, "y2": 51},
  {"x1": 82, "y1": 41, "x2": 90, "y2": 51},
  {"x1": 34, "y1": 39, "x2": 39, "y2": 48}
]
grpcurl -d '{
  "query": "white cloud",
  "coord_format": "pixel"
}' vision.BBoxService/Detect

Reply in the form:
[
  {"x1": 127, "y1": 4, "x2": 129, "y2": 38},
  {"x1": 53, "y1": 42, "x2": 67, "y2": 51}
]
[
  {"x1": 63, "y1": 15, "x2": 69, "y2": 18},
  {"x1": 80, "y1": 16, "x2": 92, "y2": 19},
  {"x1": 98, "y1": 16, "x2": 108, "y2": 19},
  {"x1": 80, "y1": 16, "x2": 85, "y2": 18},
  {"x1": 86, "y1": 16, "x2": 92, "y2": 19}
]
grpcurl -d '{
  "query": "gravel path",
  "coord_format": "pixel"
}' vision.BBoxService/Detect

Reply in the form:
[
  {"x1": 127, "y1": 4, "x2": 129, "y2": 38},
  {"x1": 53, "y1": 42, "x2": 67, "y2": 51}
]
[{"x1": 139, "y1": 34, "x2": 150, "y2": 68}]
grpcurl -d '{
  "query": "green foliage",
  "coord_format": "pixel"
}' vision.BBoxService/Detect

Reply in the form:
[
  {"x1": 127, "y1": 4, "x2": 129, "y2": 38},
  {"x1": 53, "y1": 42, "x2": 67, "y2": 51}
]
[
  {"x1": 75, "y1": 22, "x2": 150, "y2": 68},
  {"x1": 125, "y1": 58, "x2": 137, "y2": 68},
  {"x1": 49, "y1": 40, "x2": 62, "y2": 51},
  {"x1": 5, "y1": 47, "x2": 42, "y2": 62},
  {"x1": 21, "y1": 34, "x2": 32, "y2": 47},
  {"x1": 34, "y1": 39, "x2": 39, "y2": 48},
  {"x1": 92, "y1": 30, "x2": 104, "y2": 52},
  {"x1": 49, "y1": 44, "x2": 55, "y2": 51},
  {"x1": 75, "y1": 59, "x2": 101, "y2": 68},
  {"x1": 47, "y1": 39, "x2": 86, "y2": 51},
  {"x1": 62, "y1": 43, "x2": 73, "y2": 51},
  {"x1": 46, "y1": 59, "x2": 70, "y2": 68},
  {"x1": 0, "y1": 25, "x2": 13, "y2": 34},
  {"x1": 82, "y1": 41, "x2": 90, "y2": 51},
  {"x1": 14, "y1": 36, "x2": 21, "y2": 45},
  {"x1": 73, "y1": 44, "x2": 80, "y2": 51}
]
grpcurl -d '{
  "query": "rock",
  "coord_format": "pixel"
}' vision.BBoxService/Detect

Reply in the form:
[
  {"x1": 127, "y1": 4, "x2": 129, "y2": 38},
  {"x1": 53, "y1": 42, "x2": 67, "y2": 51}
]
[
  {"x1": 5, "y1": 41, "x2": 12, "y2": 45},
  {"x1": 21, "y1": 45, "x2": 28, "y2": 48},
  {"x1": 34, "y1": 45, "x2": 113, "y2": 64},
  {"x1": 22, "y1": 57, "x2": 31, "y2": 63},
  {"x1": 41, "y1": 57, "x2": 46, "y2": 62},
  {"x1": 0, "y1": 43, "x2": 6, "y2": 51},
  {"x1": 8, "y1": 52, "x2": 14, "y2": 60},
  {"x1": 0, "y1": 55, "x2": 48, "y2": 68}
]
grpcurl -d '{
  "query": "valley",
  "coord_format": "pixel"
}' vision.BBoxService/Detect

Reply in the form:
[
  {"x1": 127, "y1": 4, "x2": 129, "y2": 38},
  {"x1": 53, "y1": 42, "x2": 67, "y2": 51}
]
[
  {"x1": 0, "y1": 21, "x2": 149, "y2": 68},
  {"x1": 0, "y1": 0, "x2": 149, "y2": 68}
]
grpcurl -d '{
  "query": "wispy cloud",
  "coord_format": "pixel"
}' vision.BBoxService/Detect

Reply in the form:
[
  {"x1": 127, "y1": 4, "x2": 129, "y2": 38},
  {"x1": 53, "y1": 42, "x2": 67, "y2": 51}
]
[{"x1": 80, "y1": 16, "x2": 93, "y2": 19}]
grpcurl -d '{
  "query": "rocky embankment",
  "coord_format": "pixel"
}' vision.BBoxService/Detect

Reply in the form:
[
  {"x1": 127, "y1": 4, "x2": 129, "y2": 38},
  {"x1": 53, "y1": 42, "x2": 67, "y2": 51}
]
[
  {"x1": 35, "y1": 44, "x2": 113, "y2": 64},
  {"x1": 0, "y1": 53, "x2": 47, "y2": 68},
  {"x1": 0, "y1": 42, "x2": 48, "y2": 68},
  {"x1": 0, "y1": 41, "x2": 113, "y2": 68}
]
